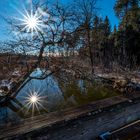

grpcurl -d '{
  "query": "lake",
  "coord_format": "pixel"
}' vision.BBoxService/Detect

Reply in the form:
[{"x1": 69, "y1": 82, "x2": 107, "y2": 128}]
[{"x1": 0, "y1": 69, "x2": 120, "y2": 128}]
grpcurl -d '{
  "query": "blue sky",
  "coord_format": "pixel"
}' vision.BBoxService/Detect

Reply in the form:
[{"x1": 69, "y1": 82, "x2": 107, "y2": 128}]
[
  {"x1": 97, "y1": 0, "x2": 118, "y2": 26},
  {"x1": 0, "y1": 0, "x2": 118, "y2": 41}
]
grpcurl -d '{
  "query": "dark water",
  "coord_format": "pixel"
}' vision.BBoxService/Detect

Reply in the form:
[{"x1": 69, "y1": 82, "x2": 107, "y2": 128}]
[{"x1": 0, "y1": 69, "x2": 120, "y2": 128}]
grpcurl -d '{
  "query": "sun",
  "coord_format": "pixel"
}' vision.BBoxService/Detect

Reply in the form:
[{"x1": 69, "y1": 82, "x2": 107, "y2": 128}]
[
  {"x1": 26, "y1": 16, "x2": 38, "y2": 29},
  {"x1": 30, "y1": 95, "x2": 38, "y2": 103},
  {"x1": 16, "y1": 7, "x2": 44, "y2": 36},
  {"x1": 13, "y1": 1, "x2": 50, "y2": 37},
  {"x1": 22, "y1": 11, "x2": 43, "y2": 35}
]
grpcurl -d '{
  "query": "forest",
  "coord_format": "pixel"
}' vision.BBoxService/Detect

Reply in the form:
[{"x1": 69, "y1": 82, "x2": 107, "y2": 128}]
[
  {"x1": 0, "y1": 0, "x2": 140, "y2": 105},
  {"x1": 0, "y1": 0, "x2": 140, "y2": 139}
]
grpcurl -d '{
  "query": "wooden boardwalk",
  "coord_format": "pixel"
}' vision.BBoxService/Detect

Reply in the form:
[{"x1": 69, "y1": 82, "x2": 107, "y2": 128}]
[{"x1": 0, "y1": 94, "x2": 140, "y2": 139}]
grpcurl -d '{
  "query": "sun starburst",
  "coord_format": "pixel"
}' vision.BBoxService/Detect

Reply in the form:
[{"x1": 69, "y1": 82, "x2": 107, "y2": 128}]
[
  {"x1": 14, "y1": 5, "x2": 45, "y2": 37},
  {"x1": 23, "y1": 90, "x2": 47, "y2": 116},
  {"x1": 21, "y1": 10, "x2": 43, "y2": 36}
]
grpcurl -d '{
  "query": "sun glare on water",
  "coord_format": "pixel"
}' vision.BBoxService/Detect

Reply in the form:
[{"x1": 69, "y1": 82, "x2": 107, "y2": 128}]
[{"x1": 23, "y1": 91, "x2": 47, "y2": 116}]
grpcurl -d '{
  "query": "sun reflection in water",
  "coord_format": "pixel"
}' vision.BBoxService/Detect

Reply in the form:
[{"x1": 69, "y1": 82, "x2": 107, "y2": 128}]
[{"x1": 23, "y1": 91, "x2": 47, "y2": 116}]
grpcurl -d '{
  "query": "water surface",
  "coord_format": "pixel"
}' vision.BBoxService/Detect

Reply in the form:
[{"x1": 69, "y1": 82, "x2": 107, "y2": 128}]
[{"x1": 0, "y1": 69, "x2": 120, "y2": 128}]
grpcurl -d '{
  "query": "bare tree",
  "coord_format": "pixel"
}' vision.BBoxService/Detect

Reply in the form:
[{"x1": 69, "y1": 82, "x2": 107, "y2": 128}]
[
  {"x1": 70, "y1": 0, "x2": 98, "y2": 74},
  {"x1": 0, "y1": 0, "x2": 72, "y2": 99},
  {"x1": 0, "y1": 0, "x2": 98, "y2": 102}
]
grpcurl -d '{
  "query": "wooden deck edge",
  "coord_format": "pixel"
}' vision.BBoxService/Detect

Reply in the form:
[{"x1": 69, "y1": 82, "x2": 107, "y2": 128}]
[{"x1": 0, "y1": 94, "x2": 140, "y2": 139}]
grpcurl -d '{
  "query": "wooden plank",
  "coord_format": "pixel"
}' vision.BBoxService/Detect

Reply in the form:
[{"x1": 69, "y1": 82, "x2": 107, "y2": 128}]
[{"x1": 0, "y1": 94, "x2": 140, "y2": 139}]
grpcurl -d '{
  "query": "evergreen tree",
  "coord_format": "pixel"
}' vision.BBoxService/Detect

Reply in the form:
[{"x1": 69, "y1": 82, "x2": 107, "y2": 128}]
[
  {"x1": 114, "y1": 0, "x2": 140, "y2": 68},
  {"x1": 102, "y1": 16, "x2": 111, "y2": 68},
  {"x1": 114, "y1": 0, "x2": 130, "y2": 19},
  {"x1": 104, "y1": 16, "x2": 111, "y2": 37},
  {"x1": 91, "y1": 16, "x2": 100, "y2": 64}
]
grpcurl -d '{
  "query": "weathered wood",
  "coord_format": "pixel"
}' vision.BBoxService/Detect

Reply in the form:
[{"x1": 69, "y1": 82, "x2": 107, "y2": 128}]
[
  {"x1": 95, "y1": 74, "x2": 140, "y2": 94},
  {"x1": 1, "y1": 94, "x2": 140, "y2": 139}
]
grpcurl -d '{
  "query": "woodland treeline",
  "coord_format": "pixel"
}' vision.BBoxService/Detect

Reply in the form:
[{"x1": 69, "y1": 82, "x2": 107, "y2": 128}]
[
  {"x1": 76, "y1": 0, "x2": 140, "y2": 71},
  {"x1": 0, "y1": 0, "x2": 140, "y2": 100},
  {"x1": 0, "y1": 0, "x2": 140, "y2": 79}
]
